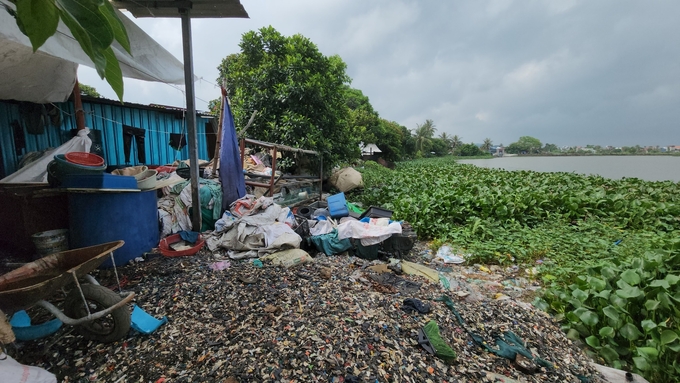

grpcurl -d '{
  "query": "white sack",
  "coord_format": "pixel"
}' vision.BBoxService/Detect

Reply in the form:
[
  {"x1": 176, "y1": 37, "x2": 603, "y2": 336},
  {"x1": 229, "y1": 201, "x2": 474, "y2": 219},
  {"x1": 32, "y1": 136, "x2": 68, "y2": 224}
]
[{"x1": 0, "y1": 353, "x2": 57, "y2": 383}]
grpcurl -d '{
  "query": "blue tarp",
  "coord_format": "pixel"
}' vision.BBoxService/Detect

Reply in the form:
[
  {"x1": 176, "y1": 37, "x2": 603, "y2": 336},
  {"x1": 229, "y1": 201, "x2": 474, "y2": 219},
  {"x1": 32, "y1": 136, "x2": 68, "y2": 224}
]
[{"x1": 219, "y1": 97, "x2": 246, "y2": 209}]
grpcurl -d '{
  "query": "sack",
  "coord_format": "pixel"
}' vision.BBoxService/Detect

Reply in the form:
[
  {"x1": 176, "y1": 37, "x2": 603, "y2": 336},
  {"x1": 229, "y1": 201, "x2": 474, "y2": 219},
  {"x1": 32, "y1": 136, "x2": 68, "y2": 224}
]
[{"x1": 0, "y1": 353, "x2": 57, "y2": 383}]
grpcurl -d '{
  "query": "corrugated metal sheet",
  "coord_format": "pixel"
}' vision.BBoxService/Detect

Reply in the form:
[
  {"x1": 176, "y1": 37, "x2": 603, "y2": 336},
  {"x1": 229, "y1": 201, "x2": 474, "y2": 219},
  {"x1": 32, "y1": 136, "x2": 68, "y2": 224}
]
[
  {"x1": 0, "y1": 101, "x2": 64, "y2": 177},
  {"x1": 0, "y1": 98, "x2": 215, "y2": 178}
]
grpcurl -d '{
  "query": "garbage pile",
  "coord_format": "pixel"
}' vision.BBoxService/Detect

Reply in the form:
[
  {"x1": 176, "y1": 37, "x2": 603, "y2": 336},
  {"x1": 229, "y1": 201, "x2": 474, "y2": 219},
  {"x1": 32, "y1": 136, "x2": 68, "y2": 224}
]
[{"x1": 12, "y1": 250, "x2": 603, "y2": 382}]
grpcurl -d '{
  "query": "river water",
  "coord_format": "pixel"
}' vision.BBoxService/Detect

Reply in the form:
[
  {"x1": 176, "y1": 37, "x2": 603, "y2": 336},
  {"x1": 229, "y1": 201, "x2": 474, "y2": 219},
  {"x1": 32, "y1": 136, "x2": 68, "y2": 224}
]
[{"x1": 457, "y1": 156, "x2": 680, "y2": 182}]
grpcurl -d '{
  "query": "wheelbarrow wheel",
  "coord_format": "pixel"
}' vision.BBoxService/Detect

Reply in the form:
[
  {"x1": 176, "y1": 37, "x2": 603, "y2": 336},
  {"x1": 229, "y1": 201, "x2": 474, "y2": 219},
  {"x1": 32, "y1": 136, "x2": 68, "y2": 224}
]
[{"x1": 64, "y1": 284, "x2": 130, "y2": 343}]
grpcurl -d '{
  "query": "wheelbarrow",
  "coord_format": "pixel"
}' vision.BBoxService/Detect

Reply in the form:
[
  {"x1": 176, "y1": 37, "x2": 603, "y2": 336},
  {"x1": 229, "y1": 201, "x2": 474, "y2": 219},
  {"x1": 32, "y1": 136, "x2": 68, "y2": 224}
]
[{"x1": 0, "y1": 241, "x2": 134, "y2": 343}]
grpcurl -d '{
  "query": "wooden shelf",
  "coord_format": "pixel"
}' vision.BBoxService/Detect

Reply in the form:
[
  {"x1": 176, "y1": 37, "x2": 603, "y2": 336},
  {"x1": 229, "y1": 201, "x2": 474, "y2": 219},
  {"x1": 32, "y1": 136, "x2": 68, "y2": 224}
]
[{"x1": 240, "y1": 138, "x2": 323, "y2": 205}]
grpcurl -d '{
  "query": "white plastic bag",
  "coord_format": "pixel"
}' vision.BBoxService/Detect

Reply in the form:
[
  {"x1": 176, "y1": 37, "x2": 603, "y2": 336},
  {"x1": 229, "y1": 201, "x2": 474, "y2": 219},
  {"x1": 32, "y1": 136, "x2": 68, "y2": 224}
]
[
  {"x1": 336, "y1": 219, "x2": 402, "y2": 246},
  {"x1": 0, "y1": 128, "x2": 92, "y2": 183},
  {"x1": 0, "y1": 353, "x2": 57, "y2": 383},
  {"x1": 436, "y1": 245, "x2": 465, "y2": 264}
]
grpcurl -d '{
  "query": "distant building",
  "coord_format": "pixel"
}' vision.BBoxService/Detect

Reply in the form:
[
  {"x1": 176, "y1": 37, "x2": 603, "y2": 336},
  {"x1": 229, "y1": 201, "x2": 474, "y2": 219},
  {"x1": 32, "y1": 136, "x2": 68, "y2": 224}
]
[
  {"x1": 490, "y1": 145, "x2": 504, "y2": 157},
  {"x1": 360, "y1": 142, "x2": 382, "y2": 160}
]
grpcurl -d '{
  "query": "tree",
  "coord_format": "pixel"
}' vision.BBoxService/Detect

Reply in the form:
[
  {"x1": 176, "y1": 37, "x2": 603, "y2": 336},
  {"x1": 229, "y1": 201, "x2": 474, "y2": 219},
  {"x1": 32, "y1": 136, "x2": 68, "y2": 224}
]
[
  {"x1": 481, "y1": 138, "x2": 493, "y2": 152},
  {"x1": 217, "y1": 27, "x2": 359, "y2": 168},
  {"x1": 543, "y1": 143, "x2": 559, "y2": 153},
  {"x1": 79, "y1": 84, "x2": 100, "y2": 98},
  {"x1": 5, "y1": 0, "x2": 131, "y2": 100},
  {"x1": 430, "y1": 138, "x2": 450, "y2": 156},
  {"x1": 506, "y1": 136, "x2": 542, "y2": 154},
  {"x1": 455, "y1": 143, "x2": 484, "y2": 156},
  {"x1": 413, "y1": 119, "x2": 436, "y2": 153},
  {"x1": 207, "y1": 98, "x2": 221, "y2": 115},
  {"x1": 451, "y1": 135, "x2": 463, "y2": 150}
]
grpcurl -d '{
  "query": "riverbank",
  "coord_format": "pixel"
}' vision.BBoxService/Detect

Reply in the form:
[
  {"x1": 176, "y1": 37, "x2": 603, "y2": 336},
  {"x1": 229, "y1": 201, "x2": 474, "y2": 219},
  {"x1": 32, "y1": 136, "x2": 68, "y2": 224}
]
[
  {"x1": 12, "y1": 247, "x2": 603, "y2": 382},
  {"x1": 352, "y1": 158, "x2": 680, "y2": 382}
]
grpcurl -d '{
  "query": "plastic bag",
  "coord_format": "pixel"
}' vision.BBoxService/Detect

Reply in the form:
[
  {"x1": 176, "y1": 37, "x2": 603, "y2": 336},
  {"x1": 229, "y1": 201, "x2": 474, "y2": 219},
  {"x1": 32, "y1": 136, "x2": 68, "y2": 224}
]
[
  {"x1": 436, "y1": 245, "x2": 464, "y2": 264},
  {"x1": 0, "y1": 128, "x2": 92, "y2": 183},
  {"x1": 261, "y1": 249, "x2": 312, "y2": 268},
  {"x1": 0, "y1": 353, "x2": 57, "y2": 383}
]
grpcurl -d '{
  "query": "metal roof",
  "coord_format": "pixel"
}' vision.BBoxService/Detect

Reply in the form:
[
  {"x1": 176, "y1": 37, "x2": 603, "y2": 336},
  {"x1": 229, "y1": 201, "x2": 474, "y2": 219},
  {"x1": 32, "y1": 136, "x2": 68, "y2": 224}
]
[{"x1": 111, "y1": 0, "x2": 248, "y2": 18}]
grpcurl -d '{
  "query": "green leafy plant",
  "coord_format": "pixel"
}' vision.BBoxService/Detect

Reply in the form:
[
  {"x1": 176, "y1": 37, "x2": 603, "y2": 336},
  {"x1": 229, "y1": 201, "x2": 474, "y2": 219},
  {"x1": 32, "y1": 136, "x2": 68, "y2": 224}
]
[
  {"x1": 536, "y1": 246, "x2": 680, "y2": 382},
  {"x1": 6, "y1": 0, "x2": 131, "y2": 100},
  {"x1": 353, "y1": 157, "x2": 680, "y2": 382}
]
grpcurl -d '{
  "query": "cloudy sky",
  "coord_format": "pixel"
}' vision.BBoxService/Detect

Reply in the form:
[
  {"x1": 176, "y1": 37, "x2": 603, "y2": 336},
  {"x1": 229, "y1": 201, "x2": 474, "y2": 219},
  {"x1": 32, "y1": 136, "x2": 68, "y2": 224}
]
[{"x1": 79, "y1": 0, "x2": 680, "y2": 147}]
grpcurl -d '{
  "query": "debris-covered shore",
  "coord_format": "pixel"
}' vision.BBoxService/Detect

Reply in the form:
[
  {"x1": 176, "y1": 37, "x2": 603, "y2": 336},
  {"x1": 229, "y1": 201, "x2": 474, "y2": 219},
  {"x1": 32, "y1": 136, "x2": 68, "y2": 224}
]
[{"x1": 11, "y1": 246, "x2": 603, "y2": 383}]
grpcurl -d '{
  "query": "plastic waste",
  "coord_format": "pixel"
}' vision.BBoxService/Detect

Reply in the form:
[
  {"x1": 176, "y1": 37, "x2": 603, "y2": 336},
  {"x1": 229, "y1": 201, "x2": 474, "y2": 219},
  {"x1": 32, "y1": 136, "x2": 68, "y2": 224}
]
[
  {"x1": 209, "y1": 260, "x2": 231, "y2": 271},
  {"x1": 0, "y1": 353, "x2": 57, "y2": 383},
  {"x1": 312, "y1": 208, "x2": 330, "y2": 220},
  {"x1": 435, "y1": 245, "x2": 465, "y2": 264},
  {"x1": 252, "y1": 259, "x2": 263, "y2": 268},
  {"x1": 261, "y1": 249, "x2": 312, "y2": 268},
  {"x1": 214, "y1": 211, "x2": 238, "y2": 232},
  {"x1": 10, "y1": 310, "x2": 62, "y2": 341},
  {"x1": 130, "y1": 305, "x2": 168, "y2": 334}
]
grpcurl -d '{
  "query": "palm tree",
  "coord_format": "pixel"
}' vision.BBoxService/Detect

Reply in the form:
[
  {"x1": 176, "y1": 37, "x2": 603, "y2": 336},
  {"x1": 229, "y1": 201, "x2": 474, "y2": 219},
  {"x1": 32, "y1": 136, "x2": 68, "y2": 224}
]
[
  {"x1": 451, "y1": 135, "x2": 463, "y2": 150},
  {"x1": 481, "y1": 138, "x2": 493, "y2": 152},
  {"x1": 413, "y1": 119, "x2": 437, "y2": 152},
  {"x1": 439, "y1": 132, "x2": 452, "y2": 152}
]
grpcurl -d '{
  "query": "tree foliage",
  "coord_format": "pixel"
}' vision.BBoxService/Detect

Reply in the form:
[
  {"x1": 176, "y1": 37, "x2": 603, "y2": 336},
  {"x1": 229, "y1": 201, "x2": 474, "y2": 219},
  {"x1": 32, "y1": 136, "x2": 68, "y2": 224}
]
[
  {"x1": 451, "y1": 135, "x2": 463, "y2": 150},
  {"x1": 455, "y1": 143, "x2": 485, "y2": 156},
  {"x1": 5, "y1": 0, "x2": 131, "y2": 100},
  {"x1": 79, "y1": 84, "x2": 100, "y2": 98},
  {"x1": 506, "y1": 136, "x2": 543, "y2": 154},
  {"x1": 481, "y1": 138, "x2": 493, "y2": 152},
  {"x1": 217, "y1": 27, "x2": 358, "y2": 168},
  {"x1": 430, "y1": 138, "x2": 450, "y2": 156},
  {"x1": 413, "y1": 119, "x2": 436, "y2": 153},
  {"x1": 344, "y1": 87, "x2": 410, "y2": 162}
]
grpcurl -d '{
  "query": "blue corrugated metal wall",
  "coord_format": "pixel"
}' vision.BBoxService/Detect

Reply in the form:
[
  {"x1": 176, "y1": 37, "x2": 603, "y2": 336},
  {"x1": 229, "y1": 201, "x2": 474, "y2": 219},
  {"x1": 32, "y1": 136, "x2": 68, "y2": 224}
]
[
  {"x1": 0, "y1": 99, "x2": 214, "y2": 179},
  {"x1": 0, "y1": 102, "x2": 66, "y2": 177}
]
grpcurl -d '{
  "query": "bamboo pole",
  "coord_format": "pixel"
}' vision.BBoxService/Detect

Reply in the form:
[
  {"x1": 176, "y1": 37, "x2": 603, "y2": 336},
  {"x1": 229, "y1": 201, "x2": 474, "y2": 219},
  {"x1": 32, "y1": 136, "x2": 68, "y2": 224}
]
[{"x1": 212, "y1": 87, "x2": 226, "y2": 172}]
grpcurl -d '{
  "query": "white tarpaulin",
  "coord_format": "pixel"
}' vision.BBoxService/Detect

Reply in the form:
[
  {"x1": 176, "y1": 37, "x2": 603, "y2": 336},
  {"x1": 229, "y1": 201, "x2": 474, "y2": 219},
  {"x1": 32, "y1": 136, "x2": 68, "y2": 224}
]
[{"x1": 0, "y1": 2, "x2": 186, "y2": 103}]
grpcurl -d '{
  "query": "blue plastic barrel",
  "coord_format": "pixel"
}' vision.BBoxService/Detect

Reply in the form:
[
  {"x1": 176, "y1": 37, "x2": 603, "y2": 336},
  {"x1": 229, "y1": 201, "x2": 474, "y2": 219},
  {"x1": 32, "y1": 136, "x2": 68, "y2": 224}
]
[{"x1": 68, "y1": 190, "x2": 159, "y2": 268}]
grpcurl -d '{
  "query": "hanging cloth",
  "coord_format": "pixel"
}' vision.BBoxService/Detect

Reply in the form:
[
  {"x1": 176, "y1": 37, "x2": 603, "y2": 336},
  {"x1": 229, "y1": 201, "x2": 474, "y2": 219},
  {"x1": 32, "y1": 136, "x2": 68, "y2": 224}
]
[
  {"x1": 122, "y1": 125, "x2": 146, "y2": 163},
  {"x1": 169, "y1": 133, "x2": 187, "y2": 150},
  {"x1": 218, "y1": 91, "x2": 246, "y2": 209}
]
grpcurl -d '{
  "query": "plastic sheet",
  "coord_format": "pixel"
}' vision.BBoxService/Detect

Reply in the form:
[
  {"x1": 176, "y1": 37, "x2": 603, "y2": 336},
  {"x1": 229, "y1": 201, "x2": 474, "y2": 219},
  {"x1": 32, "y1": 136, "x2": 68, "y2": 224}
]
[{"x1": 0, "y1": 128, "x2": 92, "y2": 183}]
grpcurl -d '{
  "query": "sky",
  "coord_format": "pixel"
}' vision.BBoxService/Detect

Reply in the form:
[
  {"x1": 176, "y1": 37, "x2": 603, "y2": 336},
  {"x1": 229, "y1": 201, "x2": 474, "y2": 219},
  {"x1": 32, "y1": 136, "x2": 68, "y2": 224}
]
[{"x1": 79, "y1": 0, "x2": 680, "y2": 148}]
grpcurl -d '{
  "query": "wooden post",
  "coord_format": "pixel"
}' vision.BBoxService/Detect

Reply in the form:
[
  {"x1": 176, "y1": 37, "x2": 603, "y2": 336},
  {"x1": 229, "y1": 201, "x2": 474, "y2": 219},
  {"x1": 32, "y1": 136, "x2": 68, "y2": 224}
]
[
  {"x1": 73, "y1": 80, "x2": 86, "y2": 130},
  {"x1": 212, "y1": 87, "x2": 226, "y2": 171}
]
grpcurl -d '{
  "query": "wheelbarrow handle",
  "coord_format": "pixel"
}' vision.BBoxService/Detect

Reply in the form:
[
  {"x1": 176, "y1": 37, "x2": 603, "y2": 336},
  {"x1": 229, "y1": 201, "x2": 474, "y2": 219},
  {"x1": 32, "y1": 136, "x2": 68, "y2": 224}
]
[{"x1": 36, "y1": 292, "x2": 135, "y2": 326}]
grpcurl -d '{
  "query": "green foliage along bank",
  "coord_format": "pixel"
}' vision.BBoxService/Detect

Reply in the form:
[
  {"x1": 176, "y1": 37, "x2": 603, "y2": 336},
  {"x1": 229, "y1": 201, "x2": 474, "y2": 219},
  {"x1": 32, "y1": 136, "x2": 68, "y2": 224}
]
[
  {"x1": 353, "y1": 157, "x2": 680, "y2": 382},
  {"x1": 218, "y1": 26, "x2": 358, "y2": 169}
]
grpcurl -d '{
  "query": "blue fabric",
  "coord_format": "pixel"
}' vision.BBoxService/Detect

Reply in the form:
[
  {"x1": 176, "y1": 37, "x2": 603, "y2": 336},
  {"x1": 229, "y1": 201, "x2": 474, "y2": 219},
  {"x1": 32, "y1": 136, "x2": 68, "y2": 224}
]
[
  {"x1": 219, "y1": 96, "x2": 246, "y2": 210},
  {"x1": 179, "y1": 230, "x2": 200, "y2": 244}
]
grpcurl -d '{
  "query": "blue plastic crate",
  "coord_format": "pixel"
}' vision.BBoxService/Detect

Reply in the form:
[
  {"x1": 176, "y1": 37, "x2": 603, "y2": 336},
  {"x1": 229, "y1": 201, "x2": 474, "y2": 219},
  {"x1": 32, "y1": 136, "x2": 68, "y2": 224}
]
[
  {"x1": 61, "y1": 174, "x2": 137, "y2": 190},
  {"x1": 327, "y1": 192, "x2": 349, "y2": 218}
]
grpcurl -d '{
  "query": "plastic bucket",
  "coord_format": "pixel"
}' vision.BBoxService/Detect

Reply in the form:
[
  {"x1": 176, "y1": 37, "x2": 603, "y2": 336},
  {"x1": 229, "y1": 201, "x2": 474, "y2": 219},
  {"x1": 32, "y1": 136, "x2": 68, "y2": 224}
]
[{"x1": 31, "y1": 229, "x2": 69, "y2": 257}]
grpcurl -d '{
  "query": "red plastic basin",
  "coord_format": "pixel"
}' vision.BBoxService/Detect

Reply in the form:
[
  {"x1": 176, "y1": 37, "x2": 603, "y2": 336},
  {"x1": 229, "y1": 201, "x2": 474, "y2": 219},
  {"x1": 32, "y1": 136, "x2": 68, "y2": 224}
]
[
  {"x1": 65, "y1": 152, "x2": 105, "y2": 167},
  {"x1": 159, "y1": 234, "x2": 205, "y2": 257}
]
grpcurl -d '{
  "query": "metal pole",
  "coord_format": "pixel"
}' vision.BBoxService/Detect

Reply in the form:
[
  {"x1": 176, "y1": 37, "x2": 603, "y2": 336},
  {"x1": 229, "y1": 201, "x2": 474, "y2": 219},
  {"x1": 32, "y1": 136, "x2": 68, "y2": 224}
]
[{"x1": 180, "y1": 8, "x2": 202, "y2": 231}]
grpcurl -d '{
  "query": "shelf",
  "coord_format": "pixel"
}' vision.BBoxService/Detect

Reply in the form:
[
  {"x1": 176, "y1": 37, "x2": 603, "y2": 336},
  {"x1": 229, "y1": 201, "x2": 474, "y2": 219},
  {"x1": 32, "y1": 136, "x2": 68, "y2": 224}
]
[{"x1": 240, "y1": 138, "x2": 323, "y2": 206}]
